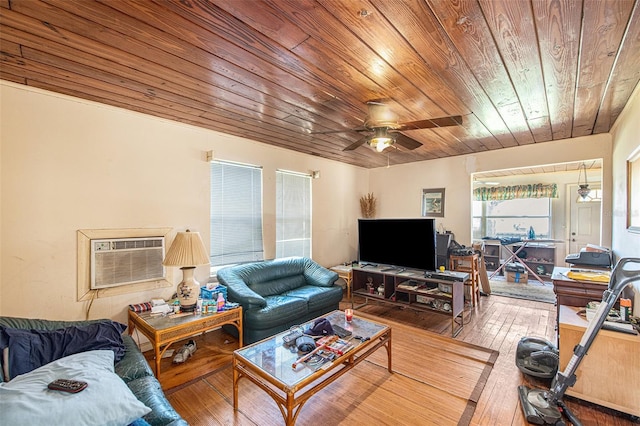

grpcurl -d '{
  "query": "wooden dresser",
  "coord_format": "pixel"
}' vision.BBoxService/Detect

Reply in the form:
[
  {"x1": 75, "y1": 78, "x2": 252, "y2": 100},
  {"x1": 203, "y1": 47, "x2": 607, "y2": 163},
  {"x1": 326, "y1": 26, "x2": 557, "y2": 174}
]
[
  {"x1": 551, "y1": 267, "x2": 612, "y2": 320},
  {"x1": 558, "y1": 305, "x2": 640, "y2": 416}
]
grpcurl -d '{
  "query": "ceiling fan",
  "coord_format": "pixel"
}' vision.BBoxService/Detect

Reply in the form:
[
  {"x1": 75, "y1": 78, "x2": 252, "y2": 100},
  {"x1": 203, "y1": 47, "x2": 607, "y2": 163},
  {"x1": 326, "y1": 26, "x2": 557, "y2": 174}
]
[{"x1": 311, "y1": 101, "x2": 463, "y2": 152}]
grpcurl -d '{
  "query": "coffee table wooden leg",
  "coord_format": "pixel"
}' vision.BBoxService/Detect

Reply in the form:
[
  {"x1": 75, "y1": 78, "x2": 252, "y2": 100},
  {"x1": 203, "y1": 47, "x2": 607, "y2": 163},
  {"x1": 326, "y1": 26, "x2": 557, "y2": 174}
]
[
  {"x1": 386, "y1": 330, "x2": 393, "y2": 372},
  {"x1": 285, "y1": 392, "x2": 295, "y2": 426},
  {"x1": 232, "y1": 356, "x2": 239, "y2": 410}
]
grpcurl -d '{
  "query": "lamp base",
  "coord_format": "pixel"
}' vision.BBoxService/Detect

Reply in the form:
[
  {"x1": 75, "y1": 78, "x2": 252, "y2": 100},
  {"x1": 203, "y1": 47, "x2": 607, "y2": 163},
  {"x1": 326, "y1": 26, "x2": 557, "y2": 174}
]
[
  {"x1": 177, "y1": 267, "x2": 200, "y2": 312},
  {"x1": 180, "y1": 303, "x2": 197, "y2": 313}
]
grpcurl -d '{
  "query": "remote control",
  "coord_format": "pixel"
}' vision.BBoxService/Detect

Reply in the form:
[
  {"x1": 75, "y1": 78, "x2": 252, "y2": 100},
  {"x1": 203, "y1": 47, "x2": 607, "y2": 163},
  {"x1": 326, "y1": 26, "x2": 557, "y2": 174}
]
[
  {"x1": 48, "y1": 379, "x2": 88, "y2": 393},
  {"x1": 331, "y1": 324, "x2": 352, "y2": 338},
  {"x1": 282, "y1": 328, "x2": 303, "y2": 345}
]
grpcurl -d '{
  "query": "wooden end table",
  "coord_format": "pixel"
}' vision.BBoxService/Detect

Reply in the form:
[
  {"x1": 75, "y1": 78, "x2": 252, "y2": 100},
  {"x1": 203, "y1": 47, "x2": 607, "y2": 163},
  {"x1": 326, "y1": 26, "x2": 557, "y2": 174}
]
[
  {"x1": 330, "y1": 265, "x2": 353, "y2": 300},
  {"x1": 128, "y1": 306, "x2": 242, "y2": 378}
]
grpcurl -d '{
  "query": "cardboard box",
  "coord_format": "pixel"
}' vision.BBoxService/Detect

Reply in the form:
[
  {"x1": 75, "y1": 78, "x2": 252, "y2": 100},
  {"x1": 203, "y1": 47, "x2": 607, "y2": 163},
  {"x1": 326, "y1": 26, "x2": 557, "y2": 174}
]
[
  {"x1": 505, "y1": 262, "x2": 526, "y2": 273},
  {"x1": 506, "y1": 270, "x2": 528, "y2": 283}
]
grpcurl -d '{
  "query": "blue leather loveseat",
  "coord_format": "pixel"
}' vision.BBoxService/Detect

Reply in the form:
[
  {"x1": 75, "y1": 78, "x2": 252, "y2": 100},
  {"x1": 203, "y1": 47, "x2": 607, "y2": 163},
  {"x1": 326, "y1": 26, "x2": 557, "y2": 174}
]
[{"x1": 217, "y1": 256, "x2": 342, "y2": 344}]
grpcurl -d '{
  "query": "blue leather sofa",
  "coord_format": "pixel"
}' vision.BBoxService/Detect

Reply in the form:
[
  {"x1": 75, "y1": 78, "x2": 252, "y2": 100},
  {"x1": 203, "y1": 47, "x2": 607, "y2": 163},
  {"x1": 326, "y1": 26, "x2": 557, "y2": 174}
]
[
  {"x1": 217, "y1": 257, "x2": 342, "y2": 344},
  {"x1": 0, "y1": 316, "x2": 186, "y2": 426}
]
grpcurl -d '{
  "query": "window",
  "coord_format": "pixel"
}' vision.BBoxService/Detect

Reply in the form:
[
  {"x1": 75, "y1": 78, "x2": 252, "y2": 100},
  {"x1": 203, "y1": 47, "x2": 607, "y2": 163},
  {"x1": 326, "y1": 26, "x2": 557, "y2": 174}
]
[
  {"x1": 472, "y1": 198, "x2": 552, "y2": 240},
  {"x1": 210, "y1": 160, "x2": 263, "y2": 266},
  {"x1": 276, "y1": 170, "x2": 311, "y2": 258}
]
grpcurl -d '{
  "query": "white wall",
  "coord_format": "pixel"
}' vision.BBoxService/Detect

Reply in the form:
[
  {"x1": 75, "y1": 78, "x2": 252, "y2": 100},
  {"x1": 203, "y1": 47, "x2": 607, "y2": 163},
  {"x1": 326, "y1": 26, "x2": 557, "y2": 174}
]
[
  {"x1": 610, "y1": 82, "x2": 640, "y2": 313},
  {"x1": 0, "y1": 82, "x2": 367, "y2": 323}
]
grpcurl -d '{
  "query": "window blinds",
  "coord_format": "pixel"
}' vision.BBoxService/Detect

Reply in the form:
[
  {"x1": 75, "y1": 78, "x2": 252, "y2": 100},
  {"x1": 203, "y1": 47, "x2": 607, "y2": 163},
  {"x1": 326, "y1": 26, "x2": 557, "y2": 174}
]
[
  {"x1": 276, "y1": 170, "x2": 311, "y2": 258},
  {"x1": 210, "y1": 161, "x2": 264, "y2": 266}
]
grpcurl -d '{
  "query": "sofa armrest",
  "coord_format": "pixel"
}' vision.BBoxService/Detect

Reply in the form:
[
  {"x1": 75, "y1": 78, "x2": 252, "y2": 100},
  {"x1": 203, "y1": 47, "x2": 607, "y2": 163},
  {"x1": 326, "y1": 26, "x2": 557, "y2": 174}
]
[
  {"x1": 302, "y1": 259, "x2": 339, "y2": 287},
  {"x1": 217, "y1": 269, "x2": 267, "y2": 310}
]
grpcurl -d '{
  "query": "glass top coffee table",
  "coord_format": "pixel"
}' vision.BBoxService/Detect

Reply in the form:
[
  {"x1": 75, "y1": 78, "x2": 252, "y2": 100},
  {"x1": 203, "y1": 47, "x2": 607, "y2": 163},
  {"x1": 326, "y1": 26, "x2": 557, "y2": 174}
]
[{"x1": 232, "y1": 310, "x2": 391, "y2": 425}]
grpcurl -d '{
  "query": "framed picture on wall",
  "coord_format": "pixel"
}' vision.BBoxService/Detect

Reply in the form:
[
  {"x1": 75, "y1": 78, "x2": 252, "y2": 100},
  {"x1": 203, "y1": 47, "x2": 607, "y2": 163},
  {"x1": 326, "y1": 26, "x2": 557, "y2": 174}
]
[
  {"x1": 422, "y1": 188, "x2": 445, "y2": 218},
  {"x1": 627, "y1": 147, "x2": 640, "y2": 233}
]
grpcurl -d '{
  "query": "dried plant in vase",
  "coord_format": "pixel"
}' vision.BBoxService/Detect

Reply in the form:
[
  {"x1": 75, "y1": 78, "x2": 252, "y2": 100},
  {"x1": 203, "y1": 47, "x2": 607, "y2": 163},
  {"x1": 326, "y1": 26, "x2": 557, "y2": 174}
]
[{"x1": 360, "y1": 193, "x2": 376, "y2": 218}]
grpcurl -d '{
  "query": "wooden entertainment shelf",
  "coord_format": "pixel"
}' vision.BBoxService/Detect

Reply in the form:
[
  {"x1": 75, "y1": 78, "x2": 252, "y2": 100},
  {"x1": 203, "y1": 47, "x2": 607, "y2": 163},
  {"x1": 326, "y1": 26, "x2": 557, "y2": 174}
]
[{"x1": 351, "y1": 266, "x2": 466, "y2": 337}]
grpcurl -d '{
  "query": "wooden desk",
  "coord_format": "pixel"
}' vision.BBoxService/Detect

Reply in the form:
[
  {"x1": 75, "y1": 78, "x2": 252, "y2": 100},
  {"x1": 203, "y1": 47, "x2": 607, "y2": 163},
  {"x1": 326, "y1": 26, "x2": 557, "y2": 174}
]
[
  {"x1": 558, "y1": 305, "x2": 640, "y2": 416},
  {"x1": 551, "y1": 267, "x2": 612, "y2": 321}
]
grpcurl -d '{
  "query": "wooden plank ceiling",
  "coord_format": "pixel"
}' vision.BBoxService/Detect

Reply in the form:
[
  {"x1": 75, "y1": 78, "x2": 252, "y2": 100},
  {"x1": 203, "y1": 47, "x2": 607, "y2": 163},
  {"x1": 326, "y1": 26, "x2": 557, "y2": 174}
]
[{"x1": 1, "y1": 0, "x2": 639, "y2": 169}]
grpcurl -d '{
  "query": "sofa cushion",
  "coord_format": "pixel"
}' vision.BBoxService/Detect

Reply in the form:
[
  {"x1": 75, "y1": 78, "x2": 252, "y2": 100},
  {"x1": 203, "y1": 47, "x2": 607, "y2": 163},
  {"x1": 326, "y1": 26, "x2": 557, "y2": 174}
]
[
  {"x1": 244, "y1": 295, "x2": 308, "y2": 330},
  {"x1": 233, "y1": 258, "x2": 308, "y2": 296},
  {"x1": 285, "y1": 284, "x2": 344, "y2": 312},
  {"x1": 0, "y1": 350, "x2": 151, "y2": 426},
  {"x1": 251, "y1": 274, "x2": 307, "y2": 297},
  {"x1": 0, "y1": 321, "x2": 126, "y2": 380}
]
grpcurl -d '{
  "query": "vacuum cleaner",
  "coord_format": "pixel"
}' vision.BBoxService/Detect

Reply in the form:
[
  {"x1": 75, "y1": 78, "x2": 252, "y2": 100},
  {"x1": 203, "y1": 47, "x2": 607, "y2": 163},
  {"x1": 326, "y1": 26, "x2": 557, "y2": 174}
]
[
  {"x1": 518, "y1": 257, "x2": 640, "y2": 425},
  {"x1": 516, "y1": 336, "x2": 559, "y2": 379}
]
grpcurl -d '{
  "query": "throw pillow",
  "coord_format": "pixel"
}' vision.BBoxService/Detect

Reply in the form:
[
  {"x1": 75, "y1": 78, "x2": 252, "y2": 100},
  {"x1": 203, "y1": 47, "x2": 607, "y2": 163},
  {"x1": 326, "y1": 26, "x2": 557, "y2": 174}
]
[
  {"x1": 0, "y1": 350, "x2": 151, "y2": 426},
  {"x1": 0, "y1": 320, "x2": 126, "y2": 380}
]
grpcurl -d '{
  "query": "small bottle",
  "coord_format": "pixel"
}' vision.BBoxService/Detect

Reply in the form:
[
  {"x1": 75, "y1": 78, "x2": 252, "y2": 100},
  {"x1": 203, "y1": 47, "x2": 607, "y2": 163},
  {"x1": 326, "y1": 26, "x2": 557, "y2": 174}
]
[
  {"x1": 528, "y1": 226, "x2": 536, "y2": 240},
  {"x1": 217, "y1": 292, "x2": 225, "y2": 312},
  {"x1": 620, "y1": 298, "x2": 632, "y2": 322}
]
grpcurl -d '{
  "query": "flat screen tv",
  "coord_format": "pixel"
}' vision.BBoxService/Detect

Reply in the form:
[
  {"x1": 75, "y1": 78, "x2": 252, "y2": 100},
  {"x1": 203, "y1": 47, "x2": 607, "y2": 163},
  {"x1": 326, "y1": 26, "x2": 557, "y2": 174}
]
[{"x1": 357, "y1": 218, "x2": 437, "y2": 272}]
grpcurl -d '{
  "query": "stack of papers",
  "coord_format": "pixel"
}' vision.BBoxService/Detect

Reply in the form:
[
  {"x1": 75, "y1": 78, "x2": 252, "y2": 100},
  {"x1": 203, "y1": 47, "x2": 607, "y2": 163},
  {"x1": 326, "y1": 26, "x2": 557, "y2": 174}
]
[{"x1": 566, "y1": 270, "x2": 610, "y2": 283}]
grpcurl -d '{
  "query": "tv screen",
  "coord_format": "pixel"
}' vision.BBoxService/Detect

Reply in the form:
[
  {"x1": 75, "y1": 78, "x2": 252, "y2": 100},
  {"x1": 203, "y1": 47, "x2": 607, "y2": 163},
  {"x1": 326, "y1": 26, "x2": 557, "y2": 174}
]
[{"x1": 357, "y1": 218, "x2": 437, "y2": 271}]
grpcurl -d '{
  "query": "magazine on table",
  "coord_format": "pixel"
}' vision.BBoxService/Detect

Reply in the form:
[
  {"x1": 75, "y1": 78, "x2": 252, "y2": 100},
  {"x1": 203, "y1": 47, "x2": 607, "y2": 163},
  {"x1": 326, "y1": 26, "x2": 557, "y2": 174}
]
[{"x1": 303, "y1": 349, "x2": 337, "y2": 371}]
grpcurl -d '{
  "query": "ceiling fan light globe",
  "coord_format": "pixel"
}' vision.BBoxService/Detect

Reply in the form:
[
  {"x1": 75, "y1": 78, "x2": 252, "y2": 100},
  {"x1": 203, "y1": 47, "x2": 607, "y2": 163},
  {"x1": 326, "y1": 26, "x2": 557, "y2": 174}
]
[{"x1": 370, "y1": 136, "x2": 392, "y2": 152}]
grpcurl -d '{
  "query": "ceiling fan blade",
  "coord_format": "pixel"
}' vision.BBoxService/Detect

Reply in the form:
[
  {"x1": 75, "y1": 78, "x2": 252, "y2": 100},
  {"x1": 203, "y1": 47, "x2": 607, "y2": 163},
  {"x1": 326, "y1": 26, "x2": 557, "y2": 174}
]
[
  {"x1": 309, "y1": 126, "x2": 368, "y2": 135},
  {"x1": 394, "y1": 133, "x2": 422, "y2": 150},
  {"x1": 396, "y1": 115, "x2": 463, "y2": 131},
  {"x1": 343, "y1": 136, "x2": 369, "y2": 151}
]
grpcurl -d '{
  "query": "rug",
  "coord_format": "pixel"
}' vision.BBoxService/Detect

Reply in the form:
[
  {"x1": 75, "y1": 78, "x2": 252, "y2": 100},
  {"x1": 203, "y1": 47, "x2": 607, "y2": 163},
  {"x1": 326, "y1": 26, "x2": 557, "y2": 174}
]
[
  {"x1": 190, "y1": 313, "x2": 499, "y2": 426},
  {"x1": 488, "y1": 276, "x2": 556, "y2": 304}
]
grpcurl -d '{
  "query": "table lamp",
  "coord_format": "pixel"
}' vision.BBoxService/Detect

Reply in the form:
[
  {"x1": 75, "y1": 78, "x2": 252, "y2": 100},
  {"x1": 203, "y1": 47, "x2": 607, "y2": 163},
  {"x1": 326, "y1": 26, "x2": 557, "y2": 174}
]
[{"x1": 162, "y1": 229, "x2": 210, "y2": 312}]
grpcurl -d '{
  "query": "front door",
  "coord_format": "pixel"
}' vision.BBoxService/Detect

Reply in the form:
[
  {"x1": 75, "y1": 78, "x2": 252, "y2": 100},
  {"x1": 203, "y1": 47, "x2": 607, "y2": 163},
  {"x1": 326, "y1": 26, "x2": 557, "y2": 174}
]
[{"x1": 567, "y1": 184, "x2": 602, "y2": 255}]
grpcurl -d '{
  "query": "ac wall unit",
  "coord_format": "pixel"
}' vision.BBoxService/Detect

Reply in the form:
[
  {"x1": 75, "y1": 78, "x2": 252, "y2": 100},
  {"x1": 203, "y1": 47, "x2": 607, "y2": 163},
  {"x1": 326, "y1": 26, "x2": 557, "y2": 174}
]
[{"x1": 91, "y1": 237, "x2": 165, "y2": 290}]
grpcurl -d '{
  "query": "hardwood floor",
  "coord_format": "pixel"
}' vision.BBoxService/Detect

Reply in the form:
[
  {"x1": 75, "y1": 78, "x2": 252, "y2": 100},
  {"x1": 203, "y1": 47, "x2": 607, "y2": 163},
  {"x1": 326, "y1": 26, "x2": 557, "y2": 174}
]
[{"x1": 148, "y1": 293, "x2": 639, "y2": 425}]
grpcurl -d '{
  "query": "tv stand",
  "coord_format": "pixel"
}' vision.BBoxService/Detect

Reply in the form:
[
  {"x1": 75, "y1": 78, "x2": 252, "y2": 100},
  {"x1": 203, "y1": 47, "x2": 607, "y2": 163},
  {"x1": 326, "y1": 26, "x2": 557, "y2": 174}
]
[{"x1": 351, "y1": 265, "x2": 467, "y2": 337}]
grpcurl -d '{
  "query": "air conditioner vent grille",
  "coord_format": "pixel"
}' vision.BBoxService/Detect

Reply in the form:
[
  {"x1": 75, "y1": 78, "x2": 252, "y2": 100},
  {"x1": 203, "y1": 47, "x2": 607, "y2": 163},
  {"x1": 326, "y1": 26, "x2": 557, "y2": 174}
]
[{"x1": 91, "y1": 237, "x2": 165, "y2": 289}]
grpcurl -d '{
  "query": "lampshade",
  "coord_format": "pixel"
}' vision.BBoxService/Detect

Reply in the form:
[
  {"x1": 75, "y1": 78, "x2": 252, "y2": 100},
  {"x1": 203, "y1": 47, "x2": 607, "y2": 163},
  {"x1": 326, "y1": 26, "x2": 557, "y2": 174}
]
[
  {"x1": 163, "y1": 230, "x2": 209, "y2": 312},
  {"x1": 163, "y1": 230, "x2": 210, "y2": 267}
]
